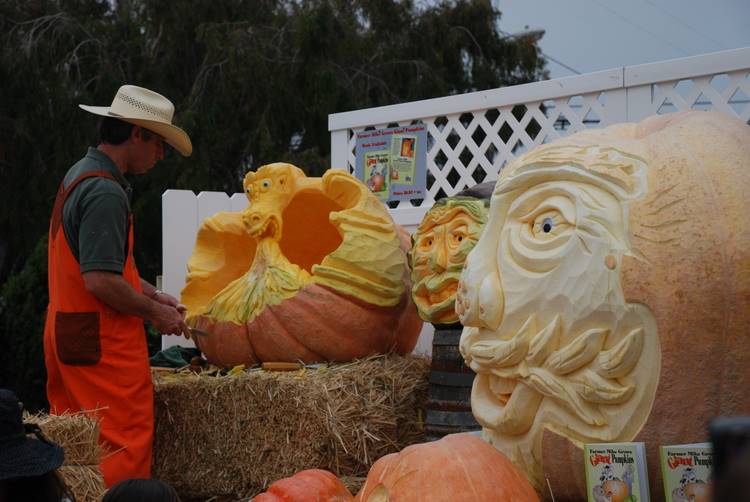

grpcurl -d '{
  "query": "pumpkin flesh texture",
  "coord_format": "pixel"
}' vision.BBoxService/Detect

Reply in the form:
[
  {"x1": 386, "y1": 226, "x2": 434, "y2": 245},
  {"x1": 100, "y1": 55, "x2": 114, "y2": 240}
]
[
  {"x1": 181, "y1": 164, "x2": 421, "y2": 366},
  {"x1": 409, "y1": 196, "x2": 488, "y2": 325},
  {"x1": 456, "y1": 111, "x2": 750, "y2": 500},
  {"x1": 355, "y1": 434, "x2": 539, "y2": 502}
]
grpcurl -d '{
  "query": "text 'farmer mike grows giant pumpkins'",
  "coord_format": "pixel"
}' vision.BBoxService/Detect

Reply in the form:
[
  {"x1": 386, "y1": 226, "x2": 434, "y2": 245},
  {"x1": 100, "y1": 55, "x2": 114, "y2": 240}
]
[
  {"x1": 180, "y1": 163, "x2": 422, "y2": 367},
  {"x1": 456, "y1": 111, "x2": 750, "y2": 501}
]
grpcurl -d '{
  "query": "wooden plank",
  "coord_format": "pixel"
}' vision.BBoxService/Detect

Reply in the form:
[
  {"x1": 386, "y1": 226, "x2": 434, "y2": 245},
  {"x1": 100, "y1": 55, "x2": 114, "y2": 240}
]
[
  {"x1": 624, "y1": 47, "x2": 750, "y2": 87},
  {"x1": 197, "y1": 191, "x2": 231, "y2": 225},
  {"x1": 229, "y1": 193, "x2": 249, "y2": 212}
]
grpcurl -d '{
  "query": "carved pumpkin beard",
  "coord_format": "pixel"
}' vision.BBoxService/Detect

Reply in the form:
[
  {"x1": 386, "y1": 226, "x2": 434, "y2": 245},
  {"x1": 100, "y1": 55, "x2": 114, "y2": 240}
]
[{"x1": 457, "y1": 148, "x2": 661, "y2": 488}]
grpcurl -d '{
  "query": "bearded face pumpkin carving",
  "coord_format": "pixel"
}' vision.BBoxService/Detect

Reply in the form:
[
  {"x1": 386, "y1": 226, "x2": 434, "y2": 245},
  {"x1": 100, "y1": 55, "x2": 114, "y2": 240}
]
[
  {"x1": 180, "y1": 163, "x2": 422, "y2": 366},
  {"x1": 457, "y1": 111, "x2": 750, "y2": 500},
  {"x1": 409, "y1": 196, "x2": 489, "y2": 325}
]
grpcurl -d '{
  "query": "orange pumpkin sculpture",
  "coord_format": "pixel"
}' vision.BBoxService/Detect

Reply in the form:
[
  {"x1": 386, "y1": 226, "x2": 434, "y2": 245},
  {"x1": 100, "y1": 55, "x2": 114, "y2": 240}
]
[
  {"x1": 354, "y1": 434, "x2": 539, "y2": 502},
  {"x1": 181, "y1": 163, "x2": 422, "y2": 366},
  {"x1": 253, "y1": 469, "x2": 354, "y2": 502},
  {"x1": 457, "y1": 111, "x2": 750, "y2": 500}
]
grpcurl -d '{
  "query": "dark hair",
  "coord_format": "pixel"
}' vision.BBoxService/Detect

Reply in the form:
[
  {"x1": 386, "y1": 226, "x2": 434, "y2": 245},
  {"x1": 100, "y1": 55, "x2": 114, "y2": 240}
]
[
  {"x1": 0, "y1": 469, "x2": 76, "y2": 502},
  {"x1": 98, "y1": 117, "x2": 135, "y2": 145},
  {"x1": 102, "y1": 478, "x2": 181, "y2": 502}
]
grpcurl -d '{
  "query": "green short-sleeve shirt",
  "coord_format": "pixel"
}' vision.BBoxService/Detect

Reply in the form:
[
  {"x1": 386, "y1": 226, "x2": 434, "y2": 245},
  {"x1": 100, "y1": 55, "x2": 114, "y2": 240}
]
[{"x1": 62, "y1": 147, "x2": 133, "y2": 274}]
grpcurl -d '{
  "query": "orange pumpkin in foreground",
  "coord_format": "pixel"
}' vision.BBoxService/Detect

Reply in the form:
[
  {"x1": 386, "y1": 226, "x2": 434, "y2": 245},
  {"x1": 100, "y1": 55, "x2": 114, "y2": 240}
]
[
  {"x1": 181, "y1": 164, "x2": 422, "y2": 366},
  {"x1": 253, "y1": 469, "x2": 353, "y2": 502},
  {"x1": 354, "y1": 434, "x2": 539, "y2": 502}
]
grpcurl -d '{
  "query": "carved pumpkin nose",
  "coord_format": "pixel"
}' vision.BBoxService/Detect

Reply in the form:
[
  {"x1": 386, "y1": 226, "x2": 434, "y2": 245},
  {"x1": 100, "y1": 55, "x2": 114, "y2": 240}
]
[
  {"x1": 456, "y1": 260, "x2": 503, "y2": 331},
  {"x1": 430, "y1": 243, "x2": 448, "y2": 272},
  {"x1": 242, "y1": 212, "x2": 261, "y2": 229}
]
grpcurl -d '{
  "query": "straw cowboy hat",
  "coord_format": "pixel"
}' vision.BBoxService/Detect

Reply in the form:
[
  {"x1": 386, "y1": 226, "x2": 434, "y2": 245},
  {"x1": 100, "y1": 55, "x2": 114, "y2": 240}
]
[
  {"x1": 79, "y1": 84, "x2": 193, "y2": 157},
  {"x1": 0, "y1": 389, "x2": 64, "y2": 480}
]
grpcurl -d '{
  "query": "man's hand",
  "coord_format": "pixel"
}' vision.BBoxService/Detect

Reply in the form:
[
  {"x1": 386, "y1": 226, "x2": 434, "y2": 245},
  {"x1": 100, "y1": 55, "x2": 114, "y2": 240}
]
[
  {"x1": 152, "y1": 290, "x2": 180, "y2": 308},
  {"x1": 149, "y1": 302, "x2": 190, "y2": 338},
  {"x1": 84, "y1": 271, "x2": 190, "y2": 338}
]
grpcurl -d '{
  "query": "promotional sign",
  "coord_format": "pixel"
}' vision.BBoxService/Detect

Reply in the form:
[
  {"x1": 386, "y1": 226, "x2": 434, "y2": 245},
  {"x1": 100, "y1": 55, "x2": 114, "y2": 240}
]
[
  {"x1": 659, "y1": 443, "x2": 711, "y2": 502},
  {"x1": 584, "y1": 442, "x2": 650, "y2": 502},
  {"x1": 355, "y1": 124, "x2": 427, "y2": 202}
]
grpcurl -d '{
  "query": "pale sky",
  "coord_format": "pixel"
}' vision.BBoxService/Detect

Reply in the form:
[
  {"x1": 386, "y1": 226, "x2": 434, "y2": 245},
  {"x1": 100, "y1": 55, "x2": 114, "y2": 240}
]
[{"x1": 495, "y1": 0, "x2": 750, "y2": 79}]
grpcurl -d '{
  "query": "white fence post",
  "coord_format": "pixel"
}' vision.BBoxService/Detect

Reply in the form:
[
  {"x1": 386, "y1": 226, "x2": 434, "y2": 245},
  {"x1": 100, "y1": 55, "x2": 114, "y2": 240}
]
[
  {"x1": 161, "y1": 190, "x2": 198, "y2": 349},
  {"x1": 330, "y1": 129, "x2": 349, "y2": 171},
  {"x1": 626, "y1": 85, "x2": 654, "y2": 122}
]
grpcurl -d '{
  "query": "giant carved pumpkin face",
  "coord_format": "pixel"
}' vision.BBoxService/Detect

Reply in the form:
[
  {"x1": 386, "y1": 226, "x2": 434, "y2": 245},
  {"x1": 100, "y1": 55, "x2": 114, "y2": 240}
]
[
  {"x1": 456, "y1": 111, "x2": 750, "y2": 497},
  {"x1": 409, "y1": 197, "x2": 488, "y2": 325},
  {"x1": 181, "y1": 163, "x2": 422, "y2": 366}
]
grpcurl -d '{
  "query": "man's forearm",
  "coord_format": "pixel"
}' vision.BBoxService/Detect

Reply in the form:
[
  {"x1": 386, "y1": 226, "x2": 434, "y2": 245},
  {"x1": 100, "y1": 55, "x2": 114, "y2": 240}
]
[
  {"x1": 140, "y1": 278, "x2": 157, "y2": 299},
  {"x1": 83, "y1": 271, "x2": 189, "y2": 336},
  {"x1": 84, "y1": 271, "x2": 157, "y2": 319}
]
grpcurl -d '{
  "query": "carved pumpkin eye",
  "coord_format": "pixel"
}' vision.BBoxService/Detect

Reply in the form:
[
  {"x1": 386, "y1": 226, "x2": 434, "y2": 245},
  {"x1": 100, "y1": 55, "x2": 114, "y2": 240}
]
[{"x1": 531, "y1": 210, "x2": 568, "y2": 238}]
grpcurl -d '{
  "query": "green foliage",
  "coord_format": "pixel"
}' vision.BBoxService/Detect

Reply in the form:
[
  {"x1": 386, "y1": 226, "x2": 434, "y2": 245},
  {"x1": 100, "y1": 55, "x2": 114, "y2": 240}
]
[
  {"x1": 0, "y1": 236, "x2": 49, "y2": 411},
  {"x1": 0, "y1": 0, "x2": 546, "y2": 282},
  {"x1": 0, "y1": 0, "x2": 546, "y2": 406}
]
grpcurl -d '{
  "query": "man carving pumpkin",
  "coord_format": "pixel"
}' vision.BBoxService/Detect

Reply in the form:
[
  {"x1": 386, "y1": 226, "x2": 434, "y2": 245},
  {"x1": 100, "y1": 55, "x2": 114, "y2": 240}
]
[{"x1": 44, "y1": 85, "x2": 192, "y2": 486}]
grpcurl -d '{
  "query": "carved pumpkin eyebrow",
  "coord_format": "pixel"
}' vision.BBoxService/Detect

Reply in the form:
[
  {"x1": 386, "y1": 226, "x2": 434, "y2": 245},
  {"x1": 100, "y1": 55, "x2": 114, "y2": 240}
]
[{"x1": 496, "y1": 146, "x2": 648, "y2": 203}]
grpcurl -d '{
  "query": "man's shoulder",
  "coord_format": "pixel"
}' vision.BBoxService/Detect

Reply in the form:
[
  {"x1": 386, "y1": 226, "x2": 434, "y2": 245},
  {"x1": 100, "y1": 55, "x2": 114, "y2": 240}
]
[{"x1": 64, "y1": 156, "x2": 126, "y2": 199}]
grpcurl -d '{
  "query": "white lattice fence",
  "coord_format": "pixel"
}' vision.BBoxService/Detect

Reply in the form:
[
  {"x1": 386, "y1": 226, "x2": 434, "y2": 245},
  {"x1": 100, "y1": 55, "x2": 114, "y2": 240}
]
[
  {"x1": 329, "y1": 47, "x2": 750, "y2": 228},
  {"x1": 347, "y1": 91, "x2": 619, "y2": 207},
  {"x1": 624, "y1": 48, "x2": 750, "y2": 122}
]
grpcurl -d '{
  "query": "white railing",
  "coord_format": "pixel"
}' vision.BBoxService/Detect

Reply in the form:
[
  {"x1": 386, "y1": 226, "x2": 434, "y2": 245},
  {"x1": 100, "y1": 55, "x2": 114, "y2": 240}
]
[
  {"x1": 161, "y1": 48, "x2": 750, "y2": 351},
  {"x1": 329, "y1": 47, "x2": 750, "y2": 228}
]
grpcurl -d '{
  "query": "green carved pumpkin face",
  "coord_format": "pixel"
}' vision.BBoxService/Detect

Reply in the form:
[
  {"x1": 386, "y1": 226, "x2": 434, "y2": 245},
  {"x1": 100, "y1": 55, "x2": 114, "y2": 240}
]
[{"x1": 409, "y1": 197, "x2": 488, "y2": 324}]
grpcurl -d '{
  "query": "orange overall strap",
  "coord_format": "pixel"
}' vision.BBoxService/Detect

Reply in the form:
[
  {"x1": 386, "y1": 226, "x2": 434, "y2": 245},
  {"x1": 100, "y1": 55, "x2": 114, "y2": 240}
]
[{"x1": 49, "y1": 170, "x2": 117, "y2": 240}]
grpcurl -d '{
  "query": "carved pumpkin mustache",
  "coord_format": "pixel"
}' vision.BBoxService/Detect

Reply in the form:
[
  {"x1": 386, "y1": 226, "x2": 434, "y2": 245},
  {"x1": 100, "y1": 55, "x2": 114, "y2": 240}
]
[
  {"x1": 411, "y1": 266, "x2": 466, "y2": 323},
  {"x1": 462, "y1": 314, "x2": 644, "y2": 434}
]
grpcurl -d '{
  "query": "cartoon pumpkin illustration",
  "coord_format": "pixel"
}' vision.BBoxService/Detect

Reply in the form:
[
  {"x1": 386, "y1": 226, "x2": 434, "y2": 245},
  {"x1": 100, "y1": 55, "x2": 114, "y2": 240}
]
[
  {"x1": 367, "y1": 173, "x2": 386, "y2": 192},
  {"x1": 181, "y1": 163, "x2": 422, "y2": 366},
  {"x1": 682, "y1": 482, "x2": 710, "y2": 502},
  {"x1": 456, "y1": 111, "x2": 750, "y2": 499}
]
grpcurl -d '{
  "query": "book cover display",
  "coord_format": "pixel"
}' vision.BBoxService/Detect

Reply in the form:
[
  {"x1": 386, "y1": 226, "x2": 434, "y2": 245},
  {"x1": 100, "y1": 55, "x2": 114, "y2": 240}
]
[
  {"x1": 354, "y1": 124, "x2": 427, "y2": 202},
  {"x1": 584, "y1": 443, "x2": 650, "y2": 502},
  {"x1": 659, "y1": 443, "x2": 712, "y2": 502}
]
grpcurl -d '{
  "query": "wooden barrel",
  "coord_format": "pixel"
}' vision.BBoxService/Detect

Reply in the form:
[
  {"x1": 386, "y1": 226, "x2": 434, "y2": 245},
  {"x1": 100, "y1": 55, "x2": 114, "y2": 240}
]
[{"x1": 424, "y1": 325, "x2": 481, "y2": 441}]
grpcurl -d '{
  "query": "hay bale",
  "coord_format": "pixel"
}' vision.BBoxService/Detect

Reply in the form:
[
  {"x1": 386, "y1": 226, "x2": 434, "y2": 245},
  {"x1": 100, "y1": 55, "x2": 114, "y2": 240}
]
[
  {"x1": 25, "y1": 411, "x2": 106, "y2": 502},
  {"x1": 153, "y1": 354, "x2": 429, "y2": 500},
  {"x1": 58, "y1": 466, "x2": 105, "y2": 502}
]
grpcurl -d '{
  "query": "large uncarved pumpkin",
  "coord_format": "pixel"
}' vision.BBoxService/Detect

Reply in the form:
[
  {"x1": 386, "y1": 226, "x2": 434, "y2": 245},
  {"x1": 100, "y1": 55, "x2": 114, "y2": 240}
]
[
  {"x1": 456, "y1": 111, "x2": 750, "y2": 500},
  {"x1": 354, "y1": 434, "x2": 539, "y2": 502},
  {"x1": 181, "y1": 163, "x2": 422, "y2": 366},
  {"x1": 253, "y1": 469, "x2": 353, "y2": 502}
]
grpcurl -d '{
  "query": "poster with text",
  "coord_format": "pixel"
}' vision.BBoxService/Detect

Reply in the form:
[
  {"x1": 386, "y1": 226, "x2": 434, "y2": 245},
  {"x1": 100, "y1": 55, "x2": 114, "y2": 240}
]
[{"x1": 355, "y1": 124, "x2": 426, "y2": 202}]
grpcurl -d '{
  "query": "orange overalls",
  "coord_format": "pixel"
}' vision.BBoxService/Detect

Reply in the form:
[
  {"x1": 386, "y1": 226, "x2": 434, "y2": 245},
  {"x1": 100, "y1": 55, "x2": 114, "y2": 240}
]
[{"x1": 44, "y1": 171, "x2": 153, "y2": 486}]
